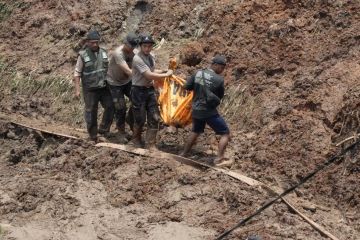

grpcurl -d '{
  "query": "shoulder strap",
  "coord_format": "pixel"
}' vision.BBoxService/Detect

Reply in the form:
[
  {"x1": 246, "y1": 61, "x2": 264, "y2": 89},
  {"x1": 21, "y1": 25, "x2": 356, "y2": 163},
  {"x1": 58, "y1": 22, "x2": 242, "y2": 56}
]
[{"x1": 201, "y1": 69, "x2": 209, "y2": 101}]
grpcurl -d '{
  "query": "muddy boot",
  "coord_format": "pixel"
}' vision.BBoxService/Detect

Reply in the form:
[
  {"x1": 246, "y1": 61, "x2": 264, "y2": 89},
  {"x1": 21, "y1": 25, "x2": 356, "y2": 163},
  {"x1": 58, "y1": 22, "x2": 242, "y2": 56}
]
[
  {"x1": 129, "y1": 126, "x2": 143, "y2": 148},
  {"x1": 117, "y1": 124, "x2": 128, "y2": 144},
  {"x1": 145, "y1": 128, "x2": 158, "y2": 151},
  {"x1": 98, "y1": 128, "x2": 111, "y2": 138},
  {"x1": 88, "y1": 134, "x2": 98, "y2": 143}
]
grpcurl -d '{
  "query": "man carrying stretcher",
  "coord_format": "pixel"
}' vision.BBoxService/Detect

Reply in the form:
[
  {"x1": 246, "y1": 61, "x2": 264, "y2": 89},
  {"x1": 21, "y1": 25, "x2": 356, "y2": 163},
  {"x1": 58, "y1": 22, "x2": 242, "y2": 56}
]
[{"x1": 180, "y1": 55, "x2": 232, "y2": 167}]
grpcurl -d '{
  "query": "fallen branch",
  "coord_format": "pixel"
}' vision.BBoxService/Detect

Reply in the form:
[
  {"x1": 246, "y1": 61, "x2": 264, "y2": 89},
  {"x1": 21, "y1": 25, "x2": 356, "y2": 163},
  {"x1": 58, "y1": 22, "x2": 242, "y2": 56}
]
[
  {"x1": 335, "y1": 133, "x2": 360, "y2": 146},
  {"x1": 281, "y1": 197, "x2": 339, "y2": 240}
]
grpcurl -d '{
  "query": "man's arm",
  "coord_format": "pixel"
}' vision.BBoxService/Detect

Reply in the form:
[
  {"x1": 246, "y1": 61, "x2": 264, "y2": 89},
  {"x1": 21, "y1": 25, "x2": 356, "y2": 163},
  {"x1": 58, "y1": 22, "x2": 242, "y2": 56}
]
[
  {"x1": 118, "y1": 62, "x2": 132, "y2": 76},
  {"x1": 73, "y1": 76, "x2": 81, "y2": 98},
  {"x1": 184, "y1": 74, "x2": 195, "y2": 90},
  {"x1": 114, "y1": 51, "x2": 132, "y2": 76},
  {"x1": 154, "y1": 69, "x2": 167, "y2": 74},
  {"x1": 73, "y1": 56, "x2": 83, "y2": 98},
  {"x1": 143, "y1": 69, "x2": 173, "y2": 81},
  {"x1": 217, "y1": 79, "x2": 225, "y2": 99}
]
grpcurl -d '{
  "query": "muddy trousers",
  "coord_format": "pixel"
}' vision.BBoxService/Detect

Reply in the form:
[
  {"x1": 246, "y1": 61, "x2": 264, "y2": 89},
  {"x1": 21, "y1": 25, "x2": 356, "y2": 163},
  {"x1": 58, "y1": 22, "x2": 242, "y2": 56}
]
[
  {"x1": 108, "y1": 82, "x2": 134, "y2": 130},
  {"x1": 131, "y1": 86, "x2": 160, "y2": 129},
  {"x1": 83, "y1": 87, "x2": 114, "y2": 139}
]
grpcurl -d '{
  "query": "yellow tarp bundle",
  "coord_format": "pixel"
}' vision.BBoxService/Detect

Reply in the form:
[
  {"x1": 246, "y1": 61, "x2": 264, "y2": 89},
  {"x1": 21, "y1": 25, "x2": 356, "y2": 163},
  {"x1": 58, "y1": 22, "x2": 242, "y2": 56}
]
[
  {"x1": 155, "y1": 75, "x2": 193, "y2": 127},
  {"x1": 154, "y1": 59, "x2": 193, "y2": 127}
]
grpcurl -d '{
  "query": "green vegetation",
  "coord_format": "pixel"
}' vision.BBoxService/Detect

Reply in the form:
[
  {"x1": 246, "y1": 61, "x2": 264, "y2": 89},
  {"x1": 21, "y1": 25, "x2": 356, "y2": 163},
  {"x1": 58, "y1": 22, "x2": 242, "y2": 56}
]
[
  {"x1": 0, "y1": 1, "x2": 30, "y2": 21},
  {"x1": 0, "y1": 59, "x2": 73, "y2": 98},
  {"x1": 0, "y1": 58, "x2": 83, "y2": 126},
  {"x1": 0, "y1": 2, "x2": 11, "y2": 21}
]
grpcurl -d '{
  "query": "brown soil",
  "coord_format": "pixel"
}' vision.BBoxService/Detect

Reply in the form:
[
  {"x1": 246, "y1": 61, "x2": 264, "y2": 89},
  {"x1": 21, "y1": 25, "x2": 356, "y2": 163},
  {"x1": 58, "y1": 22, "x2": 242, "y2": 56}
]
[{"x1": 0, "y1": 0, "x2": 359, "y2": 239}]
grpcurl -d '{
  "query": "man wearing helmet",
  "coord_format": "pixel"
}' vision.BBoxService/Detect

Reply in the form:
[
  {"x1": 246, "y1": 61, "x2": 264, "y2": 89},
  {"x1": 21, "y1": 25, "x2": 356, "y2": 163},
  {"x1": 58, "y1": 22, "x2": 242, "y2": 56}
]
[
  {"x1": 73, "y1": 30, "x2": 114, "y2": 141},
  {"x1": 130, "y1": 34, "x2": 173, "y2": 148}
]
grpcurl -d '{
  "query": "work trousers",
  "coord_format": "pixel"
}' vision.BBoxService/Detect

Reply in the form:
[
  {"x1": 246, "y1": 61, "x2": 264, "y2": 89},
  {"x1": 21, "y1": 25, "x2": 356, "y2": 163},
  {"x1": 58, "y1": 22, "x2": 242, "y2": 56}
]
[
  {"x1": 83, "y1": 86, "x2": 114, "y2": 138},
  {"x1": 131, "y1": 86, "x2": 160, "y2": 129},
  {"x1": 108, "y1": 81, "x2": 134, "y2": 130}
]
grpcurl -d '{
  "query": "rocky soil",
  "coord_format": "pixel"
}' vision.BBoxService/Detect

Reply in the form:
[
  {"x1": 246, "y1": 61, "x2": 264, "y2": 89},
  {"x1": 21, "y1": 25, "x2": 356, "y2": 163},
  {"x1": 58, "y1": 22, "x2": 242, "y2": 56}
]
[{"x1": 0, "y1": 0, "x2": 359, "y2": 239}]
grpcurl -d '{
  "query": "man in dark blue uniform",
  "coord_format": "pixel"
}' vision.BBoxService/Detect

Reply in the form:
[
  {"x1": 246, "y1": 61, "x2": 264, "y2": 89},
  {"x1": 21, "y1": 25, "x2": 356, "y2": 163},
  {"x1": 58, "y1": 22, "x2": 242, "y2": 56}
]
[{"x1": 181, "y1": 55, "x2": 231, "y2": 166}]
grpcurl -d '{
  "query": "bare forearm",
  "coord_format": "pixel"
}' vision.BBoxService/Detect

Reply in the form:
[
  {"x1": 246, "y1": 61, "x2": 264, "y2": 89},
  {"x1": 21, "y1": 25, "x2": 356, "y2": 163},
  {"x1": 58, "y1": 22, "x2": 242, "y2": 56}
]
[
  {"x1": 154, "y1": 69, "x2": 165, "y2": 74},
  {"x1": 144, "y1": 70, "x2": 172, "y2": 81},
  {"x1": 118, "y1": 62, "x2": 132, "y2": 76},
  {"x1": 73, "y1": 76, "x2": 81, "y2": 95}
]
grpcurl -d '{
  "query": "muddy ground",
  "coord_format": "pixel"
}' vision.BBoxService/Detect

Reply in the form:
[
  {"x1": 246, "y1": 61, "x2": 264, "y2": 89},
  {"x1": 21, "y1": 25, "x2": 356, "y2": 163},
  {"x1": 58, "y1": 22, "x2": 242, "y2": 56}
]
[{"x1": 0, "y1": 0, "x2": 360, "y2": 239}]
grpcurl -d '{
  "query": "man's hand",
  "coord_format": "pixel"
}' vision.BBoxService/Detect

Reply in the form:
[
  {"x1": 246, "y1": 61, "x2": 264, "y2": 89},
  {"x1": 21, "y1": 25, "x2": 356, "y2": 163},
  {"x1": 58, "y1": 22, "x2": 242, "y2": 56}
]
[
  {"x1": 73, "y1": 76, "x2": 81, "y2": 99},
  {"x1": 74, "y1": 88, "x2": 81, "y2": 99},
  {"x1": 166, "y1": 70, "x2": 173, "y2": 77}
]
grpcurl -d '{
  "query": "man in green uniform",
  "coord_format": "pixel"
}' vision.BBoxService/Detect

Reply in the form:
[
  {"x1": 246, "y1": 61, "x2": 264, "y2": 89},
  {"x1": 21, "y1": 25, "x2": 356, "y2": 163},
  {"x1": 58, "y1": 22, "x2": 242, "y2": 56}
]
[
  {"x1": 130, "y1": 34, "x2": 173, "y2": 148},
  {"x1": 73, "y1": 30, "x2": 114, "y2": 141}
]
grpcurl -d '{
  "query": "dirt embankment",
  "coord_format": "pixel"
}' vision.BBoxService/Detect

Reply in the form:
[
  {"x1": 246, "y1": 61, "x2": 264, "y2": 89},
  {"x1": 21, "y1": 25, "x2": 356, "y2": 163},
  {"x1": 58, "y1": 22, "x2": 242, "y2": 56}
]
[{"x1": 0, "y1": 0, "x2": 359, "y2": 239}]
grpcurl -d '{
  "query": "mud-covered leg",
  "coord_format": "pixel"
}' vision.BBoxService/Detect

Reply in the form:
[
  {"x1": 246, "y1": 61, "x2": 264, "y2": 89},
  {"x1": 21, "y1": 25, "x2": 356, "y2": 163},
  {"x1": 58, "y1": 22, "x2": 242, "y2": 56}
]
[
  {"x1": 98, "y1": 87, "x2": 114, "y2": 135},
  {"x1": 130, "y1": 86, "x2": 146, "y2": 147},
  {"x1": 146, "y1": 89, "x2": 160, "y2": 150},
  {"x1": 83, "y1": 88, "x2": 99, "y2": 140}
]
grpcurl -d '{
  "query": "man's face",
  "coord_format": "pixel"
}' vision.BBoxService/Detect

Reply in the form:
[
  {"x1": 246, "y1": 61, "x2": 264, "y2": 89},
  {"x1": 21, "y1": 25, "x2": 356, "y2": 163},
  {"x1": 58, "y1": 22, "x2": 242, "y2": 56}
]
[
  {"x1": 140, "y1": 43, "x2": 153, "y2": 55},
  {"x1": 87, "y1": 40, "x2": 99, "y2": 51},
  {"x1": 124, "y1": 43, "x2": 135, "y2": 53},
  {"x1": 214, "y1": 64, "x2": 226, "y2": 74}
]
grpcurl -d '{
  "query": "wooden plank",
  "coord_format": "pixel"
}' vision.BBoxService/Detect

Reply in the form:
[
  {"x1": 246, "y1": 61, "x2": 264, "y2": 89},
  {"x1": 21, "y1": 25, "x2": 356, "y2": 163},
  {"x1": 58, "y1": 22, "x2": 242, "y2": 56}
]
[
  {"x1": 335, "y1": 134, "x2": 360, "y2": 146},
  {"x1": 96, "y1": 142, "x2": 340, "y2": 239},
  {"x1": 96, "y1": 142, "x2": 261, "y2": 186},
  {"x1": 281, "y1": 197, "x2": 339, "y2": 240},
  {"x1": 10, "y1": 121, "x2": 80, "y2": 140}
]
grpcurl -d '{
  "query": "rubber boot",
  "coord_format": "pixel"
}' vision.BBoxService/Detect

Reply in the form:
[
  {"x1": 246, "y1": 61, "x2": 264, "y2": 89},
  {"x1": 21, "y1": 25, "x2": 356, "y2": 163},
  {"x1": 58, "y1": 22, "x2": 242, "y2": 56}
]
[
  {"x1": 145, "y1": 128, "x2": 158, "y2": 151},
  {"x1": 117, "y1": 124, "x2": 128, "y2": 144},
  {"x1": 129, "y1": 126, "x2": 143, "y2": 148}
]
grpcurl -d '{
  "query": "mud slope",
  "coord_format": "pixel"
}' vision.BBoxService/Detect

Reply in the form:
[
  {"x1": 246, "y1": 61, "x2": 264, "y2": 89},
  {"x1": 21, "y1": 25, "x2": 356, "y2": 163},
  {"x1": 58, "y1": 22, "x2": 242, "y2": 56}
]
[{"x1": 0, "y1": 0, "x2": 359, "y2": 239}]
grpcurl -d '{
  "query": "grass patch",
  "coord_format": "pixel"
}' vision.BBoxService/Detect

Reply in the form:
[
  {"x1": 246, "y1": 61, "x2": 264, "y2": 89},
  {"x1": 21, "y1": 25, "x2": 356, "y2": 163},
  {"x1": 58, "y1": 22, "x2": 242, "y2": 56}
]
[
  {"x1": 0, "y1": 1, "x2": 30, "y2": 21},
  {"x1": 0, "y1": 2, "x2": 12, "y2": 21},
  {"x1": 0, "y1": 58, "x2": 83, "y2": 126},
  {"x1": 221, "y1": 83, "x2": 259, "y2": 129}
]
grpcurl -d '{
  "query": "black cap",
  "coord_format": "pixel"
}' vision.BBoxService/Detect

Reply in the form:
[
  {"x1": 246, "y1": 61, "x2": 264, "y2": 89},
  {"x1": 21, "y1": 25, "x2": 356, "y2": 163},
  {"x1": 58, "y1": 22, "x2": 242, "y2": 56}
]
[
  {"x1": 212, "y1": 55, "x2": 227, "y2": 66},
  {"x1": 124, "y1": 33, "x2": 138, "y2": 48},
  {"x1": 86, "y1": 30, "x2": 100, "y2": 40},
  {"x1": 139, "y1": 34, "x2": 155, "y2": 45}
]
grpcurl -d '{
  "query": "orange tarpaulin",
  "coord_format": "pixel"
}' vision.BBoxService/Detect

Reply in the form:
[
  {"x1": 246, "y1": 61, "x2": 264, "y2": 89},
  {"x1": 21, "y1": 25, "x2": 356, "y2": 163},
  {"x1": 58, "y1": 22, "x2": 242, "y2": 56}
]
[{"x1": 154, "y1": 58, "x2": 193, "y2": 127}]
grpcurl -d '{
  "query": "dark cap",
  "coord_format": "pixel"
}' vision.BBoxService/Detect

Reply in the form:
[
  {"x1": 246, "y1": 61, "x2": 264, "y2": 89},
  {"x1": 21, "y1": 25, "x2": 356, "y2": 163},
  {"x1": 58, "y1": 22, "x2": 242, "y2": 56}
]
[
  {"x1": 212, "y1": 55, "x2": 227, "y2": 66},
  {"x1": 124, "y1": 33, "x2": 138, "y2": 48},
  {"x1": 139, "y1": 34, "x2": 155, "y2": 45},
  {"x1": 86, "y1": 30, "x2": 100, "y2": 40}
]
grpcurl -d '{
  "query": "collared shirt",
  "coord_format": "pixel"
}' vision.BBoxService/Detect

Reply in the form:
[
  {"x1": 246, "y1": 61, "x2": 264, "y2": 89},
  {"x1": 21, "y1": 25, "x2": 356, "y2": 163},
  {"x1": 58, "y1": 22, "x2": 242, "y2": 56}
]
[
  {"x1": 106, "y1": 45, "x2": 137, "y2": 86},
  {"x1": 131, "y1": 51, "x2": 156, "y2": 87}
]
